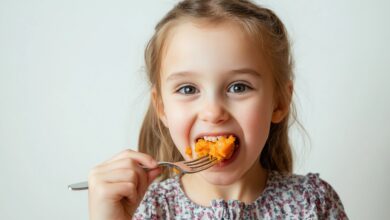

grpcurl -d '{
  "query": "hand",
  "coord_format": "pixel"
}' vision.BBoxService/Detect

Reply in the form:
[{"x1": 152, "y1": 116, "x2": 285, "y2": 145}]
[{"x1": 88, "y1": 149, "x2": 161, "y2": 220}]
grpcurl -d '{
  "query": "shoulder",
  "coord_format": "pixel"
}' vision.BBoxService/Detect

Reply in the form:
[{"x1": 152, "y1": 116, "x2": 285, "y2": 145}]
[
  {"x1": 269, "y1": 171, "x2": 328, "y2": 193},
  {"x1": 264, "y1": 171, "x2": 348, "y2": 219},
  {"x1": 284, "y1": 172, "x2": 342, "y2": 201}
]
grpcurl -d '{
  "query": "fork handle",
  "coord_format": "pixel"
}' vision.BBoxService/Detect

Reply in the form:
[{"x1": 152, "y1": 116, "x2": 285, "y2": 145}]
[
  {"x1": 68, "y1": 166, "x2": 160, "y2": 191},
  {"x1": 68, "y1": 181, "x2": 88, "y2": 191}
]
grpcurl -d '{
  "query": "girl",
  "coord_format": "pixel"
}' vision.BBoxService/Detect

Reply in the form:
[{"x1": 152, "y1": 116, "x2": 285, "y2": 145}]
[{"x1": 88, "y1": 0, "x2": 348, "y2": 219}]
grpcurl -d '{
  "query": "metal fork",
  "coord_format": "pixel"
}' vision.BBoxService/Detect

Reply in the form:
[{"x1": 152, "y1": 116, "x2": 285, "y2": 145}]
[{"x1": 68, "y1": 156, "x2": 217, "y2": 191}]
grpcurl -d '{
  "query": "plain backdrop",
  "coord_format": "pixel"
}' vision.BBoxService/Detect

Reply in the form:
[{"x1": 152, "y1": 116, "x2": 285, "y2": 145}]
[{"x1": 0, "y1": 0, "x2": 389, "y2": 219}]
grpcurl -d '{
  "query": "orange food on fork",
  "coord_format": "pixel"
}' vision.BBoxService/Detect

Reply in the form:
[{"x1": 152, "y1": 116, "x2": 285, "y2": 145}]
[
  {"x1": 172, "y1": 167, "x2": 180, "y2": 174},
  {"x1": 185, "y1": 146, "x2": 192, "y2": 158},
  {"x1": 194, "y1": 135, "x2": 236, "y2": 161}
]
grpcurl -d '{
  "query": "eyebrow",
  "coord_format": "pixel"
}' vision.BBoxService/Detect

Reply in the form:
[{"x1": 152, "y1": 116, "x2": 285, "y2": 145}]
[{"x1": 166, "y1": 68, "x2": 262, "y2": 81}]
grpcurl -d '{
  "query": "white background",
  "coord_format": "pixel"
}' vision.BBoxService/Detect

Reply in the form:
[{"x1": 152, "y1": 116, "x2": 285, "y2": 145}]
[{"x1": 0, "y1": 0, "x2": 389, "y2": 219}]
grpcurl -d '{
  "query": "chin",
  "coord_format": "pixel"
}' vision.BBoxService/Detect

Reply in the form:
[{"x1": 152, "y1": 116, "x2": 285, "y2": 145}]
[{"x1": 199, "y1": 170, "x2": 243, "y2": 185}]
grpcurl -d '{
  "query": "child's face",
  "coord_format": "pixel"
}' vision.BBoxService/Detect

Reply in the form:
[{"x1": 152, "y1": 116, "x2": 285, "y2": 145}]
[{"x1": 156, "y1": 21, "x2": 285, "y2": 184}]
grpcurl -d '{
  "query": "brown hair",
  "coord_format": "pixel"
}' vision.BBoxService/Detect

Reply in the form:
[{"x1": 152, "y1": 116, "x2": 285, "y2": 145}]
[{"x1": 138, "y1": 0, "x2": 296, "y2": 180}]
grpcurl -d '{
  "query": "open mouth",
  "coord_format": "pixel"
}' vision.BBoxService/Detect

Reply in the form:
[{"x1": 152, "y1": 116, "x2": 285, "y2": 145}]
[{"x1": 192, "y1": 134, "x2": 240, "y2": 162}]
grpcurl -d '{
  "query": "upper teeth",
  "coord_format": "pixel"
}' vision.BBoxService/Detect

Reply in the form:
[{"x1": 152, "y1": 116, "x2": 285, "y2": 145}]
[{"x1": 203, "y1": 136, "x2": 224, "y2": 142}]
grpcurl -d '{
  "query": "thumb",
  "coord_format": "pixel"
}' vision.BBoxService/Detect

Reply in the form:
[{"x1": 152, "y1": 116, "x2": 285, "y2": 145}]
[{"x1": 147, "y1": 167, "x2": 162, "y2": 184}]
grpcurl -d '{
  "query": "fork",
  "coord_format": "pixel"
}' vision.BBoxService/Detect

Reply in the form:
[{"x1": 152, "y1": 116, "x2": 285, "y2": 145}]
[{"x1": 68, "y1": 156, "x2": 217, "y2": 191}]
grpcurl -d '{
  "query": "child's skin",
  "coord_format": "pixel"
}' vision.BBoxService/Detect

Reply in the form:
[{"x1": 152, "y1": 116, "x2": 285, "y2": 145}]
[
  {"x1": 88, "y1": 150, "x2": 161, "y2": 220},
  {"x1": 88, "y1": 20, "x2": 291, "y2": 220}
]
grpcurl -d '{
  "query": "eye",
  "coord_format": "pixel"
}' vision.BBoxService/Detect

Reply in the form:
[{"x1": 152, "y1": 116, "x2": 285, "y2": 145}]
[
  {"x1": 176, "y1": 85, "x2": 199, "y2": 95},
  {"x1": 227, "y1": 82, "x2": 252, "y2": 94}
]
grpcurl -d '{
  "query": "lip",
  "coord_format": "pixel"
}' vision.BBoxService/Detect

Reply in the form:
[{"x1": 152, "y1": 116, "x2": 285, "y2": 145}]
[
  {"x1": 192, "y1": 132, "x2": 241, "y2": 169},
  {"x1": 193, "y1": 132, "x2": 241, "y2": 154},
  {"x1": 194, "y1": 132, "x2": 240, "y2": 143}
]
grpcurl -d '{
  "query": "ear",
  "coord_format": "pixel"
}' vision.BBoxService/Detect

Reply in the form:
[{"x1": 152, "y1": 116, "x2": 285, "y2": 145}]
[
  {"x1": 151, "y1": 87, "x2": 168, "y2": 127},
  {"x1": 271, "y1": 81, "x2": 293, "y2": 123}
]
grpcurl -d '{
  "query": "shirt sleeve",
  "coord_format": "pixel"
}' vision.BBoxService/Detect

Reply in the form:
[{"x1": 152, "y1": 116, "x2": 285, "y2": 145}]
[{"x1": 308, "y1": 173, "x2": 349, "y2": 219}]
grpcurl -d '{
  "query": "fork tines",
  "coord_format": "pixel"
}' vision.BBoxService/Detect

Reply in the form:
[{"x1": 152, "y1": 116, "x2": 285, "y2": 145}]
[{"x1": 184, "y1": 156, "x2": 217, "y2": 169}]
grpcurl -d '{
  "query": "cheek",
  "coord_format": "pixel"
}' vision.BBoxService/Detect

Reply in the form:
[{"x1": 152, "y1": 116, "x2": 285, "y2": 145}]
[
  {"x1": 163, "y1": 103, "x2": 194, "y2": 151},
  {"x1": 165, "y1": 106, "x2": 187, "y2": 132},
  {"x1": 240, "y1": 102, "x2": 273, "y2": 150}
]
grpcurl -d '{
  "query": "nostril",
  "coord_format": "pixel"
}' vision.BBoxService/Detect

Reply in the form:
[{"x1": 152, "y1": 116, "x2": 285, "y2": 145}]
[{"x1": 199, "y1": 106, "x2": 229, "y2": 124}]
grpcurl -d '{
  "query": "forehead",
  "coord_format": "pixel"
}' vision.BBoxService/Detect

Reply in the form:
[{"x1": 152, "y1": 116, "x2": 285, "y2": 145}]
[{"x1": 160, "y1": 20, "x2": 269, "y2": 79}]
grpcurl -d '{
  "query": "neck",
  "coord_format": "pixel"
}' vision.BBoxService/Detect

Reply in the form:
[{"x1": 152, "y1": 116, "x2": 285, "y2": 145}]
[{"x1": 181, "y1": 161, "x2": 268, "y2": 206}]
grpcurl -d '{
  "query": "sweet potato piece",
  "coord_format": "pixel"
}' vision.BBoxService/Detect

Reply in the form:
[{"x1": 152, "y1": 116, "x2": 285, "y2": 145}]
[
  {"x1": 185, "y1": 146, "x2": 192, "y2": 158},
  {"x1": 216, "y1": 136, "x2": 235, "y2": 159},
  {"x1": 195, "y1": 135, "x2": 236, "y2": 161},
  {"x1": 194, "y1": 139, "x2": 210, "y2": 158}
]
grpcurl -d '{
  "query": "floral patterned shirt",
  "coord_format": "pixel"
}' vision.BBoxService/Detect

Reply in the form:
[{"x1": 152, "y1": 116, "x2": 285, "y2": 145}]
[{"x1": 133, "y1": 171, "x2": 348, "y2": 219}]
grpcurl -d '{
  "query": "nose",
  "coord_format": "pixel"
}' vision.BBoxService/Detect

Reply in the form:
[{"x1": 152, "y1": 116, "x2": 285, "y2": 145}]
[{"x1": 198, "y1": 99, "x2": 229, "y2": 124}]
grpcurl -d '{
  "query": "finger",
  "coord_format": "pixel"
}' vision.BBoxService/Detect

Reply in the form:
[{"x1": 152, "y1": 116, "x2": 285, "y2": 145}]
[
  {"x1": 103, "y1": 149, "x2": 158, "y2": 168},
  {"x1": 98, "y1": 160, "x2": 160, "y2": 198},
  {"x1": 139, "y1": 167, "x2": 162, "y2": 196},
  {"x1": 97, "y1": 182, "x2": 138, "y2": 204},
  {"x1": 97, "y1": 168, "x2": 139, "y2": 187},
  {"x1": 96, "y1": 157, "x2": 146, "y2": 174},
  {"x1": 136, "y1": 169, "x2": 148, "y2": 199},
  {"x1": 102, "y1": 149, "x2": 136, "y2": 164},
  {"x1": 94, "y1": 158, "x2": 152, "y2": 195},
  {"x1": 104, "y1": 160, "x2": 151, "y2": 198},
  {"x1": 136, "y1": 166, "x2": 163, "y2": 197},
  {"x1": 147, "y1": 167, "x2": 162, "y2": 185},
  {"x1": 96, "y1": 159, "x2": 151, "y2": 198}
]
